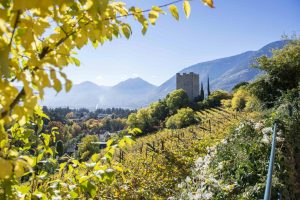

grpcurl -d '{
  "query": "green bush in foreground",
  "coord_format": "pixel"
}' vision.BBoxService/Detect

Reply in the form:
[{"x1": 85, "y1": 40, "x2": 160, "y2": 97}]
[{"x1": 166, "y1": 107, "x2": 199, "y2": 129}]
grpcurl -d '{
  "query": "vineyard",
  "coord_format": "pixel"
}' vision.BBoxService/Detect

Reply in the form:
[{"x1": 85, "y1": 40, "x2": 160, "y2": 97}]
[{"x1": 96, "y1": 108, "x2": 253, "y2": 199}]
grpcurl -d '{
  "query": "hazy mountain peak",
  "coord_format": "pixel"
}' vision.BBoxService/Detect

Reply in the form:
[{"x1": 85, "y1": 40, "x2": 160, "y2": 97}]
[
  {"x1": 78, "y1": 81, "x2": 99, "y2": 87},
  {"x1": 113, "y1": 77, "x2": 156, "y2": 90},
  {"x1": 43, "y1": 40, "x2": 288, "y2": 109}
]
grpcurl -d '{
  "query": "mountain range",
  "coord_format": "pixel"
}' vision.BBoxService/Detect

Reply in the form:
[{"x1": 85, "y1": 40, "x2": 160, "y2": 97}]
[{"x1": 42, "y1": 40, "x2": 288, "y2": 109}]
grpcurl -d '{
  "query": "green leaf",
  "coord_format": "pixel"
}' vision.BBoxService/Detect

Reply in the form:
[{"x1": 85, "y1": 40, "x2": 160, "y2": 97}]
[
  {"x1": 202, "y1": 0, "x2": 215, "y2": 8},
  {"x1": 183, "y1": 1, "x2": 191, "y2": 18},
  {"x1": 42, "y1": 133, "x2": 50, "y2": 146},
  {"x1": 37, "y1": 151, "x2": 44, "y2": 163},
  {"x1": 35, "y1": 106, "x2": 50, "y2": 120},
  {"x1": 71, "y1": 57, "x2": 80, "y2": 66},
  {"x1": 92, "y1": 40, "x2": 98, "y2": 48},
  {"x1": 169, "y1": 5, "x2": 179, "y2": 21},
  {"x1": 87, "y1": 181, "x2": 97, "y2": 198},
  {"x1": 70, "y1": 191, "x2": 78, "y2": 198},
  {"x1": 121, "y1": 24, "x2": 131, "y2": 39},
  {"x1": 91, "y1": 153, "x2": 99, "y2": 162},
  {"x1": 59, "y1": 162, "x2": 67, "y2": 171},
  {"x1": 65, "y1": 79, "x2": 72, "y2": 92},
  {"x1": 0, "y1": 46, "x2": 9, "y2": 77},
  {"x1": 149, "y1": 10, "x2": 159, "y2": 25},
  {"x1": 129, "y1": 128, "x2": 142, "y2": 135},
  {"x1": 50, "y1": 70, "x2": 62, "y2": 93},
  {"x1": 106, "y1": 139, "x2": 114, "y2": 147},
  {"x1": 141, "y1": 20, "x2": 149, "y2": 35},
  {"x1": 152, "y1": 6, "x2": 166, "y2": 14}
]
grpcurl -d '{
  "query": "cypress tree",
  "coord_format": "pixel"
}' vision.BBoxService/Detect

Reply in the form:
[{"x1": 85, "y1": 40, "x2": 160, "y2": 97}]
[
  {"x1": 200, "y1": 82, "x2": 204, "y2": 101},
  {"x1": 56, "y1": 140, "x2": 64, "y2": 157},
  {"x1": 207, "y1": 76, "x2": 211, "y2": 96}
]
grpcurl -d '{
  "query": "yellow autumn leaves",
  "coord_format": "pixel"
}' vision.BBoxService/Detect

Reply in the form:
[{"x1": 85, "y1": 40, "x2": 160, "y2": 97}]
[
  {"x1": 168, "y1": 0, "x2": 214, "y2": 21},
  {"x1": 168, "y1": 0, "x2": 190, "y2": 21},
  {"x1": 0, "y1": 158, "x2": 12, "y2": 179},
  {"x1": 203, "y1": 0, "x2": 215, "y2": 8},
  {"x1": 0, "y1": 0, "x2": 215, "y2": 129},
  {"x1": 184, "y1": 1, "x2": 191, "y2": 18},
  {"x1": 0, "y1": 154, "x2": 34, "y2": 179}
]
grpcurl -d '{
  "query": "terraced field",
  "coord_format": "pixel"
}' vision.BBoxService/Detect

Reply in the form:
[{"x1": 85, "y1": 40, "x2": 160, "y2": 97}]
[{"x1": 97, "y1": 108, "x2": 252, "y2": 199}]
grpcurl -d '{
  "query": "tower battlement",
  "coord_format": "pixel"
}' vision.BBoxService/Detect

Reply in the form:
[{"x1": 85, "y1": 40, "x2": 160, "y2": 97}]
[{"x1": 176, "y1": 72, "x2": 199, "y2": 101}]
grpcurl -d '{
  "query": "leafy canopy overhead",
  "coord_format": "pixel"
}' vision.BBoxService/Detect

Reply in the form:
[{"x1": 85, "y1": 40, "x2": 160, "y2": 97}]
[{"x1": 0, "y1": 0, "x2": 214, "y2": 129}]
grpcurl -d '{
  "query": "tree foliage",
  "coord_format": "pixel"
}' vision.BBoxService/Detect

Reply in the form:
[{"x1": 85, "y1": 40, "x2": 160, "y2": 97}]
[
  {"x1": 250, "y1": 39, "x2": 300, "y2": 107},
  {"x1": 198, "y1": 90, "x2": 231, "y2": 109},
  {"x1": 166, "y1": 89, "x2": 189, "y2": 114},
  {"x1": 149, "y1": 100, "x2": 169, "y2": 124},
  {"x1": 127, "y1": 90, "x2": 191, "y2": 132},
  {"x1": 231, "y1": 88, "x2": 260, "y2": 111},
  {"x1": 126, "y1": 108, "x2": 154, "y2": 133},
  {"x1": 165, "y1": 107, "x2": 199, "y2": 129},
  {"x1": 78, "y1": 134, "x2": 100, "y2": 161},
  {"x1": 232, "y1": 81, "x2": 249, "y2": 91}
]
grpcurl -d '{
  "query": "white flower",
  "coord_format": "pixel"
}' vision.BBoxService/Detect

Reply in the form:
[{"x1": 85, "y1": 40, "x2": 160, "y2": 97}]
[
  {"x1": 106, "y1": 168, "x2": 114, "y2": 173},
  {"x1": 254, "y1": 122, "x2": 264, "y2": 130},
  {"x1": 262, "y1": 127, "x2": 272, "y2": 135},
  {"x1": 261, "y1": 134, "x2": 270, "y2": 144},
  {"x1": 221, "y1": 139, "x2": 227, "y2": 145},
  {"x1": 203, "y1": 192, "x2": 213, "y2": 199},
  {"x1": 50, "y1": 182, "x2": 58, "y2": 189},
  {"x1": 217, "y1": 162, "x2": 224, "y2": 170},
  {"x1": 85, "y1": 162, "x2": 96, "y2": 168},
  {"x1": 17, "y1": 192, "x2": 25, "y2": 198},
  {"x1": 185, "y1": 176, "x2": 191, "y2": 183},
  {"x1": 52, "y1": 195, "x2": 62, "y2": 200},
  {"x1": 123, "y1": 185, "x2": 129, "y2": 190},
  {"x1": 53, "y1": 190, "x2": 60, "y2": 195},
  {"x1": 34, "y1": 194, "x2": 43, "y2": 198},
  {"x1": 94, "y1": 170, "x2": 105, "y2": 176},
  {"x1": 69, "y1": 184, "x2": 76, "y2": 190},
  {"x1": 60, "y1": 182, "x2": 67, "y2": 187},
  {"x1": 276, "y1": 137, "x2": 284, "y2": 143},
  {"x1": 101, "y1": 156, "x2": 107, "y2": 161}
]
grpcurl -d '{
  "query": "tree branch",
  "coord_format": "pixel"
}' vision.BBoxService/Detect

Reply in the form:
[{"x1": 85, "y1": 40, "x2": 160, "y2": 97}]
[
  {"x1": 9, "y1": 10, "x2": 21, "y2": 47},
  {"x1": 0, "y1": 88, "x2": 25, "y2": 119}
]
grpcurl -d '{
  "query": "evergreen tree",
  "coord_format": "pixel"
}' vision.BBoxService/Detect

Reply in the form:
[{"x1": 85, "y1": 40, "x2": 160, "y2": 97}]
[
  {"x1": 207, "y1": 76, "x2": 211, "y2": 96},
  {"x1": 56, "y1": 140, "x2": 64, "y2": 157},
  {"x1": 200, "y1": 82, "x2": 205, "y2": 101}
]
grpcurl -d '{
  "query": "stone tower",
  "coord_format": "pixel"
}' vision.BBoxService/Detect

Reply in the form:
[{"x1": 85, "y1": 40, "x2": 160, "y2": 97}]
[{"x1": 176, "y1": 72, "x2": 199, "y2": 101}]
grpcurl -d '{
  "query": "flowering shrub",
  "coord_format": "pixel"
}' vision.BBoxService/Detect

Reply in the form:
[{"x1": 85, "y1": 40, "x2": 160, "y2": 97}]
[{"x1": 175, "y1": 118, "x2": 295, "y2": 199}]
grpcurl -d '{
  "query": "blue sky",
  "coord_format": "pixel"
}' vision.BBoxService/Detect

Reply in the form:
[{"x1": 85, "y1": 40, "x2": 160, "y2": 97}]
[{"x1": 65, "y1": 0, "x2": 300, "y2": 86}]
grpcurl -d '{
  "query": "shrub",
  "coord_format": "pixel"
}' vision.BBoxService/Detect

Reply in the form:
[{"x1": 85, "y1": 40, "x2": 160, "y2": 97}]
[
  {"x1": 165, "y1": 107, "x2": 199, "y2": 129},
  {"x1": 251, "y1": 39, "x2": 300, "y2": 107},
  {"x1": 127, "y1": 108, "x2": 155, "y2": 133},
  {"x1": 198, "y1": 90, "x2": 231, "y2": 109},
  {"x1": 232, "y1": 81, "x2": 249, "y2": 91},
  {"x1": 231, "y1": 88, "x2": 260, "y2": 111},
  {"x1": 56, "y1": 140, "x2": 64, "y2": 157},
  {"x1": 165, "y1": 89, "x2": 189, "y2": 115},
  {"x1": 78, "y1": 135, "x2": 100, "y2": 161}
]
